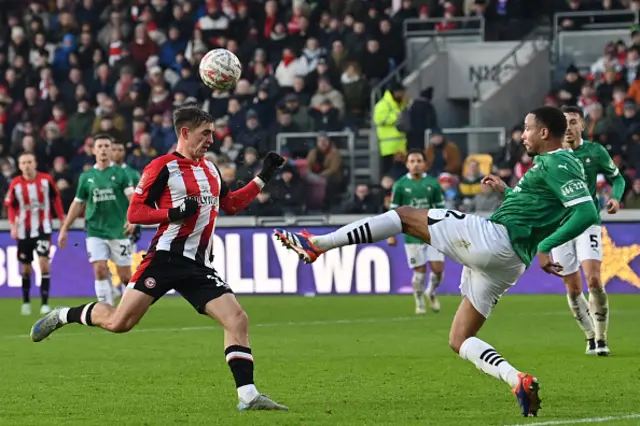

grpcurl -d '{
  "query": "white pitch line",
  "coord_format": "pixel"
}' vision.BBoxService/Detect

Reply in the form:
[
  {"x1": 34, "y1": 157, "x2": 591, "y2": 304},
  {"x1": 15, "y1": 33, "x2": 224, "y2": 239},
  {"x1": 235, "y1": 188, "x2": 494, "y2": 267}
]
[
  {"x1": 505, "y1": 413, "x2": 640, "y2": 426},
  {"x1": 1, "y1": 316, "x2": 421, "y2": 340}
]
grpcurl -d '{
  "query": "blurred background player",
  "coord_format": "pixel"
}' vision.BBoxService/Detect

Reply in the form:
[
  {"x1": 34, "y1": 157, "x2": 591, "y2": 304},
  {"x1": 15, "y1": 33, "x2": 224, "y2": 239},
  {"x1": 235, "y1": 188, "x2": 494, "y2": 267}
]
[
  {"x1": 31, "y1": 106, "x2": 287, "y2": 411},
  {"x1": 110, "y1": 139, "x2": 142, "y2": 297},
  {"x1": 57, "y1": 134, "x2": 135, "y2": 306},
  {"x1": 387, "y1": 149, "x2": 445, "y2": 314},
  {"x1": 551, "y1": 106, "x2": 626, "y2": 356},
  {"x1": 275, "y1": 106, "x2": 602, "y2": 417},
  {"x1": 5, "y1": 153, "x2": 65, "y2": 315}
]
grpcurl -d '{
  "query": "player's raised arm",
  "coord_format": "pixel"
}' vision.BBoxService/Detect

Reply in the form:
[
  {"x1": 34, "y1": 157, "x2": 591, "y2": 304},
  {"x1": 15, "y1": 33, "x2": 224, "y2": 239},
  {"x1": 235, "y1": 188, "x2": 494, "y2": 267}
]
[
  {"x1": 218, "y1": 152, "x2": 284, "y2": 215},
  {"x1": 537, "y1": 159, "x2": 599, "y2": 255},
  {"x1": 596, "y1": 145, "x2": 626, "y2": 213}
]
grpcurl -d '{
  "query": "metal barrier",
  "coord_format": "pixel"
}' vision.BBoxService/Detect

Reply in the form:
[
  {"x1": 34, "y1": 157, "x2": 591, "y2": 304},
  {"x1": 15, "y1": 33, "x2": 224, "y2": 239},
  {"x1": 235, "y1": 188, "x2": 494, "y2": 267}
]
[
  {"x1": 403, "y1": 16, "x2": 485, "y2": 39},
  {"x1": 471, "y1": 28, "x2": 550, "y2": 102},
  {"x1": 424, "y1": 127, "x2": 506, "y2": 157},
  {"x1": 275, "y1": 131, "x2": 356, "y2": 192},
  {"x1": 553, "y1": 10, "x2": 639, "y2": 68}
]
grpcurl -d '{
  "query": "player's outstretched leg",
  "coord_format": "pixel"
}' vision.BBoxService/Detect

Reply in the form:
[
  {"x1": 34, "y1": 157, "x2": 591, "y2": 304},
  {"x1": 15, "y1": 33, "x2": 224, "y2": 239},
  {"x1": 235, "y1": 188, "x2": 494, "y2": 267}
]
[
  {"x1": 583, "y1": 261, "x2": 610, "y2": 356},
  {"x1": 562, "y1": 272, "x2": 597, "y2": 354},
  {"x1": 450, "y1": 298, "x2": 541, "y2": 417},
  {"x1": 30, "y1": 288, "x2": 153, "y2": 342},
  {"x1": 203, "y1": 294, "x2": 287, "y2": 411},
  {"x1": 274, "y1": 207, "x2": 429, "y2": 263}
]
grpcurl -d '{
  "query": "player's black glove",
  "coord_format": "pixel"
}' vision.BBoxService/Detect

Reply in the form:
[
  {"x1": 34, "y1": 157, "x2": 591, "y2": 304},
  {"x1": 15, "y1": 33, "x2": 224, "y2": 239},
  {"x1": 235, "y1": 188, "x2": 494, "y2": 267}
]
[
  {"x1": 257, "y1": 151, "x2": 285, "y2": 183},
  {"x1": 129, "y1": 225, "x2": 142, "y2": 244},
  {"x1": 168, "y1": 198, "x2": 199, "y2": 222}
]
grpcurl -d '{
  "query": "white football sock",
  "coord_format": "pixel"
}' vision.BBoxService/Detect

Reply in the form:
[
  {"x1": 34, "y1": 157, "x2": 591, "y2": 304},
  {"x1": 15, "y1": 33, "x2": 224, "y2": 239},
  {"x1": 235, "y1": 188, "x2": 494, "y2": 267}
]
[
  {"x1": 412, "y1": 271, "x2": 426, "y2": 299},
  {"x1": 237, "y1": 384, "x2": 260, "y2": 403},
  {"x1": 459, "y1": 337, "x2": 520, "y2": 388},
  {"x1": 311, "y1": 210, "x2": 403, "y2": 251},
  {"x1": 58, "y1": 307, "x2": 70, "y2": 324},
  {"x1": 566, "y1": 293, "x2": 595, "y2": 340},
  {"x1": 427, "y1": 271, "x2": 443, "y2": 294},
  {"x1": 588, "y1": 287, "x2": 609, "y2": 342},
  {"x1": 95, "y1": 279, "x2": 114, "y2": 306}
]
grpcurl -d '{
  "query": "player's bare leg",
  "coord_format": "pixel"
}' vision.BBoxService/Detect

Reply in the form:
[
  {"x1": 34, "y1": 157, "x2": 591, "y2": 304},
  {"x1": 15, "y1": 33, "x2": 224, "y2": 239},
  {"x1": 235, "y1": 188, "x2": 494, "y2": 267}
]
[
  {"x1": 30, "y1": 287, "x2": 153, "y2": 342},
  {"x1": 562, "y1": 271, "x2": 596, "y2": 354},
  {"x1": 412, "y1": 264, "x2": 427, "y2": 314},
  {"x1": 582, "y1": 259, "x2": 610, "y2": 355},
  {"x1": 426, "y1": 261, "x2": 443, "y2": 312},
  {"x1": 275, "y1": 207, "x2": 427, "y2": 262},
  {"x1": 204, "y1": 294, "x2": 288, "y2": 411},
  {"x1": 20, "y1": 263, "x2": 33, "y2": 315},
  {"x1": 451, "y1": 298, "x2": 540, "y2": 417},
  {"x1": 93, "y1": 260, "x2": 115, "y2": 306},
  {"x1": 38, "y1": 256, "x2": 52, "y2": 315}
]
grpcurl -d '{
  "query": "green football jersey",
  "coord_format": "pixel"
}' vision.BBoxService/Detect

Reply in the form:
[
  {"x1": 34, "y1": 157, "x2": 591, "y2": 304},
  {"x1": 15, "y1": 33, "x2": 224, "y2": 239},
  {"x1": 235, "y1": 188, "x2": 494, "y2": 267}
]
[
  {"x1": 391, "y1": 173, "x2": 445, "y2": 244},
  {"x1": 489, "y1": 150, "x2": 592, "y2": 267},
  {"x1": 75, "y1": 165, "x2": 134, "y2": 240},
  {"x1": 121, "y1": 163, "x2": 141, "y2": 187},
  {"x1": 571, "y1": 140, "x2": 624, "y2": 213}
]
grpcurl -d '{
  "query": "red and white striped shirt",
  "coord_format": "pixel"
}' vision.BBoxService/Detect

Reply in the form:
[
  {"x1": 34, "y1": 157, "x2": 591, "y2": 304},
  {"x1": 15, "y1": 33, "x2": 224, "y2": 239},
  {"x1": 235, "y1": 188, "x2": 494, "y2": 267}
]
[
  {"x1": 5, "y1": 173, "x2": 65, "y2": 240},
  {"x1": 127, "y1": 153, "x2": 263, "y2": 267}
]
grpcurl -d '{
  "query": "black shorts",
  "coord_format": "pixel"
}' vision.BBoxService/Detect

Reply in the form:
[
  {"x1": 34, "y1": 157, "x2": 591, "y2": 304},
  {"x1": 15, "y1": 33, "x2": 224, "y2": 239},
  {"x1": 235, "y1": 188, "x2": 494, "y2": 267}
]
[
  {"x1": 130, "y1": 251, "x2": 233, "y2": 314},
  {"x1": 17, "y1": 234, "x2": 51, "y2": 264}
]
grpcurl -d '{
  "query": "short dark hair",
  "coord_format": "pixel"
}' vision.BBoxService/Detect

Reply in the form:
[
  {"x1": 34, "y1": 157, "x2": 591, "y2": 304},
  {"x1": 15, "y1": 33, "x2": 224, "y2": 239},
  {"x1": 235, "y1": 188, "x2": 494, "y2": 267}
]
[
  {"x1": 93, "y1": 133, "x2": 113, "y2": 143},
  {"x1": 173, "y1": 105, "x2": 213, "y2": 136},
  {"x1": 560, "y1": 105, "x2": 584, "y2": 119},
  {"x1": 111, "y1": 139, "x2": 126, "y2": 147},
  {"x1": 530, "y1": 106, "x2": 567, "y2": 139},
  {"x1": 406, "y1": 148, "x2": 426, "y2": 160}
]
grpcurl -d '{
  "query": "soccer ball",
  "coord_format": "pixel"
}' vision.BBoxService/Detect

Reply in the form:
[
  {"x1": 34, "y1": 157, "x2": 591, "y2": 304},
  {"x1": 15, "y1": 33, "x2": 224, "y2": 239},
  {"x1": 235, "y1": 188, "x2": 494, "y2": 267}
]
[{"x1": 199, "y1": 48, "x2": 242, "y2": 91}]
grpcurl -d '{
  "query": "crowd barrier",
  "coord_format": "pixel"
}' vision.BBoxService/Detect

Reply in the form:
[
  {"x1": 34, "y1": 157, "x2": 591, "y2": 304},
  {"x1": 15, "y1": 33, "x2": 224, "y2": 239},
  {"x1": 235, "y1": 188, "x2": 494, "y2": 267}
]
[{"x1": 0, "y1": 222, "x2": 638, "y2": 297}]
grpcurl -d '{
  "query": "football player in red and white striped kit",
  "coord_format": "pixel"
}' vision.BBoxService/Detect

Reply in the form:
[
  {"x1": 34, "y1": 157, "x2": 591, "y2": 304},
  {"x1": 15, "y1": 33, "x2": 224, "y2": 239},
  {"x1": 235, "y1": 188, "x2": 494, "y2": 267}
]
[
  {"x1": 5, "y1": 152, "x2": 65, "y2": 316},
  {"x1": 30, "y1": 106, "x2": 288, "y2": 411}
]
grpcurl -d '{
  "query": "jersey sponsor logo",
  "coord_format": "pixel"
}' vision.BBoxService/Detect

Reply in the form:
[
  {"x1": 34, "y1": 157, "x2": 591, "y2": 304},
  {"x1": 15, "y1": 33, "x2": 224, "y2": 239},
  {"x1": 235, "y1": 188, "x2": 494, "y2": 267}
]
[
  {"x1": 92, "y1": 188, "x2": 117, "y2": 203},
  {"x1": 558, "y1": 164, "x2": 568, "y2": 170},
  {"x1": 560, "y1": 179, "x2": 587, "y2": 197},
  {"x1": 144, "y1": 277, "x2": 156, "y2": 289},
  {"x1": 186, "y1": 194, "x2": 219, "y2": 208},
  {"x1": 87, "y1": 178, "x2": 94, "y2": 183}
]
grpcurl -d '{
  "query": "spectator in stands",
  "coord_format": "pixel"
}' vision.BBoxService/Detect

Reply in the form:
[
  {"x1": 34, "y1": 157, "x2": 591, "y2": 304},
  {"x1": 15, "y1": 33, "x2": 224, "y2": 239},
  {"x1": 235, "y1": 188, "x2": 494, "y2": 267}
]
[
  {"x1": 220, "y1": 166, "x2": 241, "y2": 192},
  {"x1": 407, "y1": 87, "x2": 438, "y2": 150},
  {"x1": 66, "y1": 96, "x2": 95, "y2": 147},
  {"x1": 558, "y1": 65, "x2": 584, "y2": 106},
  {"x1": 626, "y1": 123, "x2": 640, "y2": 171},
  {"x1": 127, "y1": 133, "x2": 158, "y2": 171},
  {"x1": 385, "y1": 151, "x2": 409, "y2": 180},
  {"x1": 236, "y1": 111, "x2": 269, "y2": 156},
  {"x1": 360, "y1": 39, "x2": 389, "y2": 85},
  {"x1": 425, "y1": 129, "x2": 461, "y2": 176},
  {"x1": 584, "y1": 102, "x2": 614, "y2": 146},
  {"x1": 270, "y1": 164, "x2": 305, "y2": 215},
  {"x1": 220, "y1": 135, "x2": 243, "y2": 164},
  {"x1": 275, "y1": 47, "x2": 301, "y2": 89},
  {"x1": 606, "y1": 87, "x2": 627, "y2": 118},
  {"x1": 245, "y1": 190, "x2": 283, "y2": 216},
  {"x1": 305, "y1": 133, "x2": 343, "y2": 211},
  {"x1": 51, "y1": 156, "x2": 74, "y2": 210},
  {"x1": 596, "y1": 67, "x2": 624, "y2": 108},
  {"x1": 514, "y1": 152, "x2": 533, "y2": 181},
  {"x1": 340, "y1": 62, "x2": 369, "y2": 126},
  {"x1": 578, "y1": 82, "x2": 599, "y2": 116},
  {"x1": 614, "y1": 98, "x2": 640, "y2": 138},
  {"x1": 459, "y1": 160, "x2": 484, "y2": 209},
  {"x1": 236, "y1": 147, "x2": 261, "y2": 186},
  {"x1": 311, "y1": 77, "x2": 345, "y2": 118},
  {"x1": 494, "y1": 125, "x2": 525, "y2": 184},
  {"x1": 283, "y1": 93, "x2": 314, "y2": 131},
  {"x1": 624, "y1": 177, "x2": 640, "y2": 208},
  {"x1": 374, "y1": 82, "x2": 407, "y2": 174},
  {"x1": 438, "y1": 173, "x2": 458, "y2": 209},
  {"x1": 341, "y1": 184, "x2": 379, "y2": 214},
  {"x1": 310, "y1": 99, "x2": 343, "y2": 132},
  {"x1": 270, "y1": 111, "x2": 303, "y2": 157},
  {"x1": 468, "y1": 184, "x2": 503, "y2": 212}
]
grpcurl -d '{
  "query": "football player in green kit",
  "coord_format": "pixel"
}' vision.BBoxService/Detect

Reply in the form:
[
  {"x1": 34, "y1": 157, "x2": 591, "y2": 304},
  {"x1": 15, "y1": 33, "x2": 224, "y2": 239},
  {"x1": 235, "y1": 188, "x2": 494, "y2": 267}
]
[
  {"x1": 275, "y1": 106, "x2": 601, "y2": 417},
  {"x1": 388, "y1": 149, "x2": 445, "y2": 314},
  {"x1": 550, "y1": 106, "x2": 626, "y2": 356}
]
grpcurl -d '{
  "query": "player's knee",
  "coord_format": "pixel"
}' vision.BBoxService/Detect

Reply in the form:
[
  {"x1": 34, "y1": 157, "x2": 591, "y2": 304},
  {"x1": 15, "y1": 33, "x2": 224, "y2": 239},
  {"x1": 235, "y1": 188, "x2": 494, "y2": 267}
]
[
  {"x1": 223, "y1": 308, "x2": 249, "y2": 334},
  {"x1": 430, "y1": 263, "x2": 444, "y2": 275},
  {"x1": 119, "y1": 273, "x2": 132, "y2": 284},
  {"x1": 395, "y1": 206, "x2": 417, "y2": 224},
  {"x1": 585, "y1": 274, "x2": 603, "y2": 290},
  {"x1": 94, "y1": 264, "x2": 109, "y2": 280},
  {"x1": 413, "y1": 265, "x2": 427, "y2": 274}
]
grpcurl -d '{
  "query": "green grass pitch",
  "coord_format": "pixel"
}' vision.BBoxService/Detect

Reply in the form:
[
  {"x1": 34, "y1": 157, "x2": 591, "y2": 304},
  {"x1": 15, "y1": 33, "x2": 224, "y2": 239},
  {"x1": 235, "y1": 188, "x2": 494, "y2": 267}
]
[{"x1": 1, "y1": 295, "x2": 639, "y2": 426}]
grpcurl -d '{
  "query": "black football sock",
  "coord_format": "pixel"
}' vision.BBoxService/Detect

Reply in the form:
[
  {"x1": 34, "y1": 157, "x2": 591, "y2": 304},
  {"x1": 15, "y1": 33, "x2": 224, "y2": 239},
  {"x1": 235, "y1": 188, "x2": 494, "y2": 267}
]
[
  {"x1": 225, "y1": 345, "x2": 255, "y2": 388},
  {"x1": 65, "y1": 302, "x2": 97, "y2": 326},
  {"x1": 22, "y1": 275, "x2": 31, "y2": 304},
  {"x1": 40, "y1": 274, "x2": 50, "y2": 305}
]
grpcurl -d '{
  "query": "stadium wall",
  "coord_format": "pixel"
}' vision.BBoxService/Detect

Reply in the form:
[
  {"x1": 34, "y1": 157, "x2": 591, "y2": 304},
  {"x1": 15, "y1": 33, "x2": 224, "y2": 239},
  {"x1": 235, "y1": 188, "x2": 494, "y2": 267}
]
[{"x1": 0, "y1": 214, "x2": 638, "y2": 297}]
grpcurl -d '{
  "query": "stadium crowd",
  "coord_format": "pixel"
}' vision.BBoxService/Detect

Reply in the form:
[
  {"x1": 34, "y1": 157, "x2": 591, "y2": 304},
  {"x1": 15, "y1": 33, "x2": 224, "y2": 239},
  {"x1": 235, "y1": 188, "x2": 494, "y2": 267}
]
[{"x1": 0, "y1": 0, "x2": 639, "y2": 218}]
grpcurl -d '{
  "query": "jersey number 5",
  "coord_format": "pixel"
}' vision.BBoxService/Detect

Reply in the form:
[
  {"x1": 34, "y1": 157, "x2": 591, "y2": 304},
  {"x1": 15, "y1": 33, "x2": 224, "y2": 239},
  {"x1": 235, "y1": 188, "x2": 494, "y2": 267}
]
[{"x1": 590, "y1": 235, "x2": 599, "y2": 249}]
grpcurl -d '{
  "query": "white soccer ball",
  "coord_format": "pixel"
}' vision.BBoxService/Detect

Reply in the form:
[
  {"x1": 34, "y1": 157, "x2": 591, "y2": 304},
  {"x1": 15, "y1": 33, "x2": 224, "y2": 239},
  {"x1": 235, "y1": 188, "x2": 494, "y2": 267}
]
[{"x1": 199, "y1": 48, "x2": 242, "y2": 91}]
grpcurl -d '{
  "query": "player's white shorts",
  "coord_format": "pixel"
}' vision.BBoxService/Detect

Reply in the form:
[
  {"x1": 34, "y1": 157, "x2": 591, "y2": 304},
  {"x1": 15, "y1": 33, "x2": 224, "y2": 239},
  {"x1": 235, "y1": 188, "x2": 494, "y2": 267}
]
[
  {"x1": 550, "y1": 225, "x2": 602, "y2": 276},
  {"x1": 427, "y1": 209, "x2": 526, "y2": 318},
  {"x1": 86, "y1": 237, "x2": 133, "y2": 266},
  {"x1": 404, "y1": 244, "x2": 445, "y2": 268}
]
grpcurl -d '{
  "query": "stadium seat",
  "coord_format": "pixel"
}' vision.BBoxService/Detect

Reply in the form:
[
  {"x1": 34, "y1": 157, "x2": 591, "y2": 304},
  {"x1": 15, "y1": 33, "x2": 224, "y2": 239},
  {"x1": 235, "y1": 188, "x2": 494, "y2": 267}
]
[{"x1": 463, "y1": 154, "x2": 493, "y2": 176}]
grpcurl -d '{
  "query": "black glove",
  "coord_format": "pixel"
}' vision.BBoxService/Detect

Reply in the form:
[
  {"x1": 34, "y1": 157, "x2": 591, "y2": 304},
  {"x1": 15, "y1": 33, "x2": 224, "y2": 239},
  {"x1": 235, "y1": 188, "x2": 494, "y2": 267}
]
[
  {"x1": 257, "y1": 151, "x2": 285, "y2": 183},
  {"x1": 168, "y1": 198, "x2": 199, "y2": 222},
  {"x1": 129, "y1": 225, "x2": 142, "y2": 244}
]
